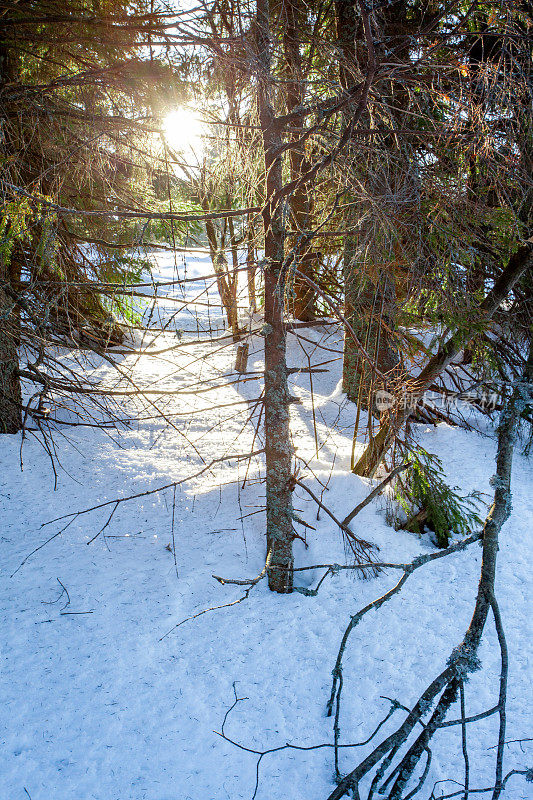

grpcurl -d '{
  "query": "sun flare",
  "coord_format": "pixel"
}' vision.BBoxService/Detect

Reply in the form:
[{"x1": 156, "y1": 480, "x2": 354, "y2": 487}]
[{"x1": 162, "y1": 107, "x2": 206, "y2": 156}]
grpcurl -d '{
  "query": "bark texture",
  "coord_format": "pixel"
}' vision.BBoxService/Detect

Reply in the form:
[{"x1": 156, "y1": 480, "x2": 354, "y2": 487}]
[
  {"x1": 336, "y1": 0, "x2": 362, "y2": 403},
  {"x1": 0, "y1": 36, "x2": 22, "y2": 432},
  {"x1": 0, "y1": 262, "x2": 22, "y2": 433},
  {"x1": 257, "y1": 0, "x2": 294, "y2": 592}
]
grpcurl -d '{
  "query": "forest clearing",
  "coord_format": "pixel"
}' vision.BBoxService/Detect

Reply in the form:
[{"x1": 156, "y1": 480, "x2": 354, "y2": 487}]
[{"x1": 1, "y1": 2, "x2": 532, "y2": 799}]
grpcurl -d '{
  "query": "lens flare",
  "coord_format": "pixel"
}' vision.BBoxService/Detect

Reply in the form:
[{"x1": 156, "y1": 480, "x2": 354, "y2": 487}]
[{"x1": 162, "y1": 107, "x2": 205, "y2": 156}]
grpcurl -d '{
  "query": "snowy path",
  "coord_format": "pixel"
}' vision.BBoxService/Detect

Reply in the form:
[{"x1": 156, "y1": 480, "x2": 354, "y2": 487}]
[{"x1": 1, "y1": 254, "x2": 531, "y2": 800}]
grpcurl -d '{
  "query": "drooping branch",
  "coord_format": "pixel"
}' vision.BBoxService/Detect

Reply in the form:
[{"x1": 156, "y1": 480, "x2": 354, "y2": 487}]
[
  {"x1": 326, "y1": 350, "x2": 531, "y2": 800},
  {"x1": 353, "y1": 245, "x2": 532, "y2": 478}
]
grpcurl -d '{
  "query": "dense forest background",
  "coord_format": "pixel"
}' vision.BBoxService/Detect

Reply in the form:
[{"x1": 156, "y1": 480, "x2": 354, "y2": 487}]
[{"x1": 1, "y1": 2, "x2": 532, "y2": 799}]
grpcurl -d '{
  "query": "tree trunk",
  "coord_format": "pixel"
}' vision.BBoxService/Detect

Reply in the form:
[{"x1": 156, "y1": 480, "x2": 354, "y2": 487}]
[
  {"x1": 0, "y1": 37, "x2": 22, "y2": 433},
  {"x1": 343, "y1": 271, "x2": 399, "y2": 408},
  {"x1": 340, "y1": 2, "x2": 410, "y2": 412},
  {"x1": 227, "y1": 215, "x2": 243, "y2": 340},
  {"x1": 283, "y1": 0, "x2": 316, "y2": 321},
  {"x1": 0, "y1": 257, "x2": 22, "y2": 433},
  {"x1": 336, "y1": 0, "x2": 362, "y2": 404},
  {"x1": 257, "y1": 0, "x2": 294, "y2": 592},
  {"x1": 203, "y1": 202, "x2": 241, "y2": 341},
  {"x1": 246, "y1": 218, "x2": 257, "y2": 313}
]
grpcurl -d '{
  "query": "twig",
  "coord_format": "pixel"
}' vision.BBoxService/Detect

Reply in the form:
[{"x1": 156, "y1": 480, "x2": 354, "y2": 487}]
[
  {"x1": 6, "y1": 183, "x2": 261, "y2": 221},
  {"x1": 59, "y1": 610, "x2": 94, "y2": 615},
  {"x1": 42, "y1": 577, "x2": 71, "y2": 611},
  {"x1": 428, "y1": 769, "x2": 532, "y2": 799},
  {"x1": 439, "y1": 706, "x2": 500, "y2": 729},
  {"x1": 44, "y1": 450, "x2": 265, "y2": 525},
  {"x1": 489, "y1": 591, "x2": 509, "y2": 800},
  {"x1": 171, "y1": 485, "x2": 179, "y2": 579},
  {"x1": 215, "y1": 692, "x2": 404, "y2": 800},
  {"x1": 487, "y1": 738, "x2": 533, "y2": 749},
  {"x1": 11, "y1": 516, "x2": 76, "y2": 578},
  {"x1": 86, "y1": 501, "x2": 119, "y2": 546},
  {"x1": 159, "y1": 579, "x2": 260, "y2": 642},
  {"x1": 342, "y1": 463, "x2": 408, "y2": 527},
  {"x1": 11, "y1": 450, "x2": 265, "y2": 576},
  {"x1": 292, "y1": 478, "x2": 378, "y2": 569},
  {"x1": 460, "y1": 680, "x2": 470, "y2": 800},
  {"x1": 213, "y1": 549, "x2": 272, "y2": 587}
]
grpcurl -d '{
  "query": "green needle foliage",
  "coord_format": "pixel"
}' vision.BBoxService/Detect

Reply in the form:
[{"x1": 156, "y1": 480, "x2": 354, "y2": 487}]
[{"x1": 394, "y1": 449, "x2": 484, "y2": 548}]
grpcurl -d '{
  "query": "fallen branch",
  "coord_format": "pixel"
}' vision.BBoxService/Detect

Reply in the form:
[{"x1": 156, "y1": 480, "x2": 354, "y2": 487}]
[
  {"x1": 293, "y1": 478, "x2": 378, "y2": 572},
  {"x1": 159, "y1": 581, "x2": 259, "y2": 641},
  {"x1": 326, "y1": 349, "x2": 531, "y2": 800},
  {"x1": 342, "y1": 463, "x2": 408, "y2": 527},
  {"x1": 325, "y1": 532, "x2": 482, "y2": 767},
  {"x1": 428, "y1": 769, "x2": 532, "y2": 800},
  {"x1": 353, "y1": 244, "x2": 532, "y2": 478},
  {"x1": 213, "y1": 549, "x2": 272, "y2": 587},
  {"x1": 215, "y1": 687, "x2": 406, "y2": 800},
  {"x1": 211, "y1": 536, "x2": 481, "y2": 600}
]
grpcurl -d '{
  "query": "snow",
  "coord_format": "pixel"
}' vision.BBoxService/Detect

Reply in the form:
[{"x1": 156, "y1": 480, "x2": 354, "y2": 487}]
[{"x1": 1, "y1": 253, "x2": 531, "y2": 800}]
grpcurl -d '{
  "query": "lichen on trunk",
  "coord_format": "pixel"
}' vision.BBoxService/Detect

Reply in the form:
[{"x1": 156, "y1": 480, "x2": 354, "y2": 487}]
[{"x1": 257, "y1": 0, "x2": 294, "y2": 592}]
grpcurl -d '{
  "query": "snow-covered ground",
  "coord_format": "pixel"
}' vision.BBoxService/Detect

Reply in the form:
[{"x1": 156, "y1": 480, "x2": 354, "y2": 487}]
[{"x1": 1, "y1": 253, "x2": 531, "y2": 800}]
